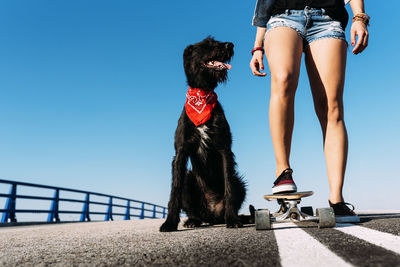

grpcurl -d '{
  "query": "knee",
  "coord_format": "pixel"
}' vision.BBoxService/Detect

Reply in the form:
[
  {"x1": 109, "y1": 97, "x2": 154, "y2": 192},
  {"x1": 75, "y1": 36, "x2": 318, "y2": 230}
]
[
  {"x1": 271, "y1": 72, "x2": 298, "y2": 99},
  {"x1": 327, "y1": 102, "x2": 344, "y2": 123},
  {"x1": 315, "y1": 99, "x2": 343, "y2": 124}
]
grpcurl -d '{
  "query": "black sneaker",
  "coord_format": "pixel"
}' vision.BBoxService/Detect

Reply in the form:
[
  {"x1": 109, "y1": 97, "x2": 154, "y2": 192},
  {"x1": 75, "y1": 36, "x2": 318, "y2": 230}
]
[
  {"x1": 329, "y1": 201, "x2": 357, "y2": 216},
  {"x1": 272, "y1": 168, "x2": 297, "y2": 194}
]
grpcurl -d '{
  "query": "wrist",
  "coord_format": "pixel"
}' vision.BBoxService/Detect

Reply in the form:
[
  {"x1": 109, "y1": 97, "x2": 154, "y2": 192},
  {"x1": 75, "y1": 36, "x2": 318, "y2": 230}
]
[
  {"x1": 251, "y1": 47, "x2": 264, "y2": 55},
  {"x1": 352, "y1": 13, "x2": 370, "y2": 26}
]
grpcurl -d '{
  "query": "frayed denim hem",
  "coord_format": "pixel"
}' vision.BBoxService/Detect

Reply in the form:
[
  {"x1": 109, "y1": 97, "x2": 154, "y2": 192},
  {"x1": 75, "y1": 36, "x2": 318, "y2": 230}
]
[
  {"x1": 265, "y1": 23, "x2": 305, "y2": 41},
  {"x1": 304, "y1": 35, "x2": 348, "y2": 51}
]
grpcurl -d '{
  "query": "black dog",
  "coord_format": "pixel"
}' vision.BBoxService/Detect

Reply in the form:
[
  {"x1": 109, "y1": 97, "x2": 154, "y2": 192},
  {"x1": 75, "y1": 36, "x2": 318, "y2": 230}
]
[{"x1": 160, "y1": 37, "x2": 247, "y2": 232}]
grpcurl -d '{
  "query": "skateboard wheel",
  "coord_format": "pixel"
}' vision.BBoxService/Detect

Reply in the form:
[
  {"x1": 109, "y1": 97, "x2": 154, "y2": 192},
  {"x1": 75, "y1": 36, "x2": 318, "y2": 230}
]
[
  {"x1": 255, "y1": 209, "x2": 271, "y2": 230},
  {"x1": 301, "y1": 206, "x2": 313, "y2": 216},
  {"x1": 316, "y1": 207, "x2": 335, "y2": 228}
]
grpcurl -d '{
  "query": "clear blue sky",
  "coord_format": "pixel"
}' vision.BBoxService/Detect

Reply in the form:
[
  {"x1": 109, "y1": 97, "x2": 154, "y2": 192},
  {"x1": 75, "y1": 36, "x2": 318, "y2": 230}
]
[{"x1": 0, "y1": 0, "x2": 399, "y2": 218}]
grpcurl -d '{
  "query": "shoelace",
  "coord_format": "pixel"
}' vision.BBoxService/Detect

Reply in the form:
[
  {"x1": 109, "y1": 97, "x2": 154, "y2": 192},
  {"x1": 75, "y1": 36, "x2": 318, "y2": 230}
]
[{"x1": 341, "y1": 202, "x2": 355, "y2": 211}]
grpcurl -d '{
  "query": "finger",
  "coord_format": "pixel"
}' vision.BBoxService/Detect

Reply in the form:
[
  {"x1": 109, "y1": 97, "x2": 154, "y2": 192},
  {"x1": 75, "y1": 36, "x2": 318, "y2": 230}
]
[
  {"x1": 250, "y1": 56, "x2": 267, "y2": 76},
  {"x1": 352, "y1": 32, "x2": 365, "y2": 54},
  {"x1": 254, "y1": 71, "x2": 267, "y2": 77},
  {"x1": 357, "y1": 44, "x2": 366, "y2": 54},
  {"x1": 255, "y1": 53, "x2": 264, "y2": 71},
  {"x1": 252, "y1": 65, "x2": 267, "y2": 76},
  {"x1": 358, "y1": 36, "x2": 367, "y2": 53},
  {"x1": 353, "y1": 32, "x2": 362, "y2": 51},
  {"x1": 351, "y1": 28, "x2": 356, "y2": 46},
  {"x1": 250, "y1": 60, "x2": 258, "y2": 73},
  {"x1": 363, "y1": 32, "x2": 369, "y2": 47},
  {"x1": 250, "y1": 59, "x2": 260, "y2": 72},
  {"x1": 259, "y1": 58, "x2": 264, "y2": 71},
  {"x1": 252, "y1": 51, "x2": 264, "y2": 70},
  {"x1": 257, "y1": 71, "x2": 267, "y2": 76},
  {"x1": 251, "y1": 62, "x2": 266, "y2": 76}
]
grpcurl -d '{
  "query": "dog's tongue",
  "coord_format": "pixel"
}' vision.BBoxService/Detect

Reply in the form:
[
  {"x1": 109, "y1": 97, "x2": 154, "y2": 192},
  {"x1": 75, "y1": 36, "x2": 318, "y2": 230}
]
[{"x1": 208, "y1": 61, "x2": 232, "y2": 70}]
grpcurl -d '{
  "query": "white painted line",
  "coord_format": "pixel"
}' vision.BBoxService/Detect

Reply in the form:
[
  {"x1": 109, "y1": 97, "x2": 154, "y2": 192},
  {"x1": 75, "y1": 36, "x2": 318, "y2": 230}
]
[
  {"x1": 336, "y1": 223, "x2": 400, "y2": 255},
  {"x1": 273, "y1": 223, "x2": 353, "y2": 267}
]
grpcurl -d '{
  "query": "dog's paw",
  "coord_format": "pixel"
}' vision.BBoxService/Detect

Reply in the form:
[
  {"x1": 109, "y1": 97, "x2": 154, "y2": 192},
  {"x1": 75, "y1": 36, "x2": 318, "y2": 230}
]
[
  {"x1": 183, "y1": 218, "x2": 202, "y2": 228},
  {"x1": 226, "y1": 217, "x2": 243, "y2": 228},
  {"x1": 159, "y1": 221, "x2": 178, "y2": 232}
]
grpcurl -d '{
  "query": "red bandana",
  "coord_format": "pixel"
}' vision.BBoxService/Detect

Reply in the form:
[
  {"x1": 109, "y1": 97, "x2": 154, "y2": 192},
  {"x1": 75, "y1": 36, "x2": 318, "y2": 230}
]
[{"x1": 185, "y1": 87, "x2": 218, "y2": 126}]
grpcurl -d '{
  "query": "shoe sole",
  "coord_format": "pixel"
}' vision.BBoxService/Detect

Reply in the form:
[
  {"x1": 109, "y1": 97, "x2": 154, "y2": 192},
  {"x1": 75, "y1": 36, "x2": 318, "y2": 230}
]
[
  {"x1": 335, "y1": 215, "x2": 361, "y2": 223},
  {"x1": 272, "y1": 184, "x2": 297, "y2": 194}
]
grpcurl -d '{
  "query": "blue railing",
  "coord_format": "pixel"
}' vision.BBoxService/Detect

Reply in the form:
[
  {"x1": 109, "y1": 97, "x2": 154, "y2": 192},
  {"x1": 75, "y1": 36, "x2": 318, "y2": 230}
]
[{"x1": 0, "y1": 179, "x2": 167, "y2": 223}]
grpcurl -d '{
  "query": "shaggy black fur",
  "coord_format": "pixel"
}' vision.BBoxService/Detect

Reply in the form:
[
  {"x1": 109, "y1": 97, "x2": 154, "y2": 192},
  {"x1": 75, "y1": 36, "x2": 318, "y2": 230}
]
[{"x1": 160, "y1": 37, "x2": 249, "y2": 232}]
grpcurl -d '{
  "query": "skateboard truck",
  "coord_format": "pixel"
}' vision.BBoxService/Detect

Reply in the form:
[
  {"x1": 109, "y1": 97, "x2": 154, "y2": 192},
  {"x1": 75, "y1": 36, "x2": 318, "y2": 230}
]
[
  {"x1": 255, "y1": 191, "x2": 336, "y2": 230},
  {"x1": 274, "y1": 199, "x2": 310, "y2": 222}
]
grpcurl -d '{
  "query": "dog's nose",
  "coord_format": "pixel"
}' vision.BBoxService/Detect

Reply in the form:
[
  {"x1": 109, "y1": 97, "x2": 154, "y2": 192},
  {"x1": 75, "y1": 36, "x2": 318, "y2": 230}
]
[{"x1": 225, "y1": 42, "x2": 234, "y2": 49}]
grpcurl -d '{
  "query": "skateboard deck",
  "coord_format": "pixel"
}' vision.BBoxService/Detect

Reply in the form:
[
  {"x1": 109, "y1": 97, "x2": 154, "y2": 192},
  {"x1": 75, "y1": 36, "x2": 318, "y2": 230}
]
[{"x1": 264, "y1": 191, "x2": 314, "y2": 201}]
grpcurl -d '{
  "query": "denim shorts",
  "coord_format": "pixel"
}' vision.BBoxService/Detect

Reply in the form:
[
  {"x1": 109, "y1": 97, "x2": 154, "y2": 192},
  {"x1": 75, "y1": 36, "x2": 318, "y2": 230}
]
[{"x1": 266, "y1": 6, "x2": 347, "y2": 49}]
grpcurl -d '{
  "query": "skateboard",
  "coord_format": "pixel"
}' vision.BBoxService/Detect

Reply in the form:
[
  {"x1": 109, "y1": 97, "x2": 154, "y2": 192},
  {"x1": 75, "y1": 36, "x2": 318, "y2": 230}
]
[{"x1": 255, "y1": 191, "x2": 336, "y2": 230}]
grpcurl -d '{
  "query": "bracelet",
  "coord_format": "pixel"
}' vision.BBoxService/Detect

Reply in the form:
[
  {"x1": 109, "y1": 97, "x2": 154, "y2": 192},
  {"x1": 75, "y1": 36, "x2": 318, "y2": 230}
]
[
  {"x1": 251, "y1": 47, "x2": 264, "y2": 55},
  {"x1": 352, "y1": 13, "x2": 370, "y2": 26}
]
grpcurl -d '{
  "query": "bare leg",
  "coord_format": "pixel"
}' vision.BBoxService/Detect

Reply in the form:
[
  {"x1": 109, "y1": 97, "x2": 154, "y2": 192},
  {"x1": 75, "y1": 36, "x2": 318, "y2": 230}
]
[
  {"x1": 264, "y1": 27, "x2": 303, "y2": 177},
  {"x1": 304, "y1": 39, "x2": 348, "y2": 203}
]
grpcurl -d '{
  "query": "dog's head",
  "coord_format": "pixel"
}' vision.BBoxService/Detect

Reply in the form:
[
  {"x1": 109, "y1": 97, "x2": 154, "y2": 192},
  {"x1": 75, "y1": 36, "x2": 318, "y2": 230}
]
[{"x1": 183, "y1": 37, "x2": 234, "y2": 90}]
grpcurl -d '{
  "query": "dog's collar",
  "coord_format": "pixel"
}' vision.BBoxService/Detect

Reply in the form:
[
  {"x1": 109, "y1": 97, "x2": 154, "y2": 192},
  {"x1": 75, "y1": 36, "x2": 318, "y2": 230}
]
[{"x1": 185, "y1": 86, "x2": 217, "y2": 126}]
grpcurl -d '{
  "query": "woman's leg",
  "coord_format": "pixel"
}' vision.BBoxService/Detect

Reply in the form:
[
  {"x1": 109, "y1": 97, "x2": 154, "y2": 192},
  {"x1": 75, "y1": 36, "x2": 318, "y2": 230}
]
[
  {"x1": 304, "y1": 39, "x2": 348, "y2": 203},
  {"x1": 264, "y1": 27, "x2": 303, "y2": 177}
]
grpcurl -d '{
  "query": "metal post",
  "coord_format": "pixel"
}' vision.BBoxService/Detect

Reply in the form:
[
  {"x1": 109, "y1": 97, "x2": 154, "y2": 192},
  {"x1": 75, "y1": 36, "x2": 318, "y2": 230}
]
[
  {"x1": 47, "y1": 189, "x2": 60, "y2": 222},
  {"x1": 105, "y1": 196, "x2": 113, "y2": 221},
  {"x1": 139, "y1": 203, "x2": 145, "y2": 219},
  {"x1": 1, "y1": 183, "x2": 17, "y2": 223},
  {"x1": 152, "y1": 205, "x2": 156, "y2": 218},
  {"x1": 80, "y1": 193, "x2": 90, "y2": 222},
  {"x1": 162, "y1": 208, "x2": 166, "y2": 218},
  {"x1": 124, "y1": 200, "x2": 130, "y2": 220}
]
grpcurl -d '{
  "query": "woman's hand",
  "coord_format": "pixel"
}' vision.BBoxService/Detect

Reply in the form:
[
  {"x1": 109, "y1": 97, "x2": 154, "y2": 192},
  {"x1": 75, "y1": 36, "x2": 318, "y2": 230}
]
[
  {"x1": 250, "y1": 50, "x2": 267, "y2": 76},
  {"x1": 351, "y1": 21, "x2": 369, "y2": 55}
]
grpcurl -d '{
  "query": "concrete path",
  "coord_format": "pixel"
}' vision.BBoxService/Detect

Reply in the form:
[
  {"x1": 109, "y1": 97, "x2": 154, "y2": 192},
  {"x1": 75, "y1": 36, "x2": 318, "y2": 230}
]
[{"x1": 1, "y1": 213, "x2": 400, "y2": 266}]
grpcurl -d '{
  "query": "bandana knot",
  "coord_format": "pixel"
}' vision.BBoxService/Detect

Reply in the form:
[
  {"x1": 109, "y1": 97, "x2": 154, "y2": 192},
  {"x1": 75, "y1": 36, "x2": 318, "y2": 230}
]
[{"x1": 185, "y1": 87, "x2": 218, "y2": 126}]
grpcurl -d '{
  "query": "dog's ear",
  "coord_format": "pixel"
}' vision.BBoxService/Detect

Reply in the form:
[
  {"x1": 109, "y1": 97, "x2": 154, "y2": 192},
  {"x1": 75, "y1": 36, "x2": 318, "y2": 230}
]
[
  {"x1": 205, "y1": 35, "x2": 215, "y2": 42},
  {"x1": 183, "y1": 45, "x2": 194, "y2": 58}
]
